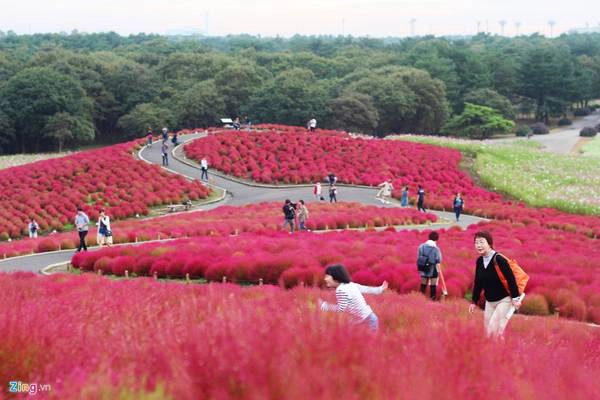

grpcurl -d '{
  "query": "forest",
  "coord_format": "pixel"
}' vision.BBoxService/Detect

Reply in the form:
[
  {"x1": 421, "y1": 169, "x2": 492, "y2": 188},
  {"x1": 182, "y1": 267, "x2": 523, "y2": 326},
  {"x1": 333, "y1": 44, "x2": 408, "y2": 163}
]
[{"x1": 1, "y1": 31, "x2": 600, "y2": 153}]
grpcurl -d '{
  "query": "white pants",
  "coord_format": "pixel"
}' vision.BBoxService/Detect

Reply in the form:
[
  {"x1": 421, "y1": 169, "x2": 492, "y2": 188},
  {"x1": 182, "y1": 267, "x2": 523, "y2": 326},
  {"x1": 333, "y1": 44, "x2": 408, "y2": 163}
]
[{"x1": 484, "y1": 296, "x2": 514, "y2": 338}]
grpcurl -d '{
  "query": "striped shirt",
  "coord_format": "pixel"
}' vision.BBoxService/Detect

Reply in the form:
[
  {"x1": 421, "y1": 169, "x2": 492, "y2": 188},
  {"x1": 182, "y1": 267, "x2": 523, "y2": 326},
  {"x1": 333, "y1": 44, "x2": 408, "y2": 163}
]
[{"x1": 321, "y1": 282, "x2": 385, "y2": 322}]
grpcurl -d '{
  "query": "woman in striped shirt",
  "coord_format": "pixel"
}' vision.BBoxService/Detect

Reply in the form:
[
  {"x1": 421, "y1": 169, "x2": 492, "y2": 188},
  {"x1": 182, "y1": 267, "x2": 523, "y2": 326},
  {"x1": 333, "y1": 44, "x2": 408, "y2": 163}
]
[{"x1": 319, "y1": 264, "x2": 388, "y2": 331}]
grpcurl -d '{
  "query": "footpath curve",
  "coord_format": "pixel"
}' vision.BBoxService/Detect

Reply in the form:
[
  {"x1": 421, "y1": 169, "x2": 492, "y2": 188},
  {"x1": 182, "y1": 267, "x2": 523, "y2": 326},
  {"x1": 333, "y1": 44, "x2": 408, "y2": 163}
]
[{"x1": 0, "y1": 132, "x2": 487, "y2": 273}]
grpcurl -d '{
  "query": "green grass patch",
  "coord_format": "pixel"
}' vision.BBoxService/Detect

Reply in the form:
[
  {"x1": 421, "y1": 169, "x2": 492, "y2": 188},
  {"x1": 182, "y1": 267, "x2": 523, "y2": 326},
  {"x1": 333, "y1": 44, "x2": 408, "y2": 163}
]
[
  {"x1": 581, "y1": 136, "x2": 600, "y2": 158},
  {"x1": 392, "y1": 135, "x2": 600, "y2": 216}
]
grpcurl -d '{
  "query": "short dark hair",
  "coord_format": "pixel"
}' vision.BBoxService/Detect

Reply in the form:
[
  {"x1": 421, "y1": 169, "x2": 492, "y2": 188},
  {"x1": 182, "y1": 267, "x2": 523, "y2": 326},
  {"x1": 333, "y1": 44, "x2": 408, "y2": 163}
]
[
  {"x1": 299, "y1": 200, "x2": 304, "y2": 205},
  {"x1": 474, "y1": 231, "x2": 494, "y2": 248},
  {"x1": 428, "y1": 231, "x2": 439, "y2": 241},
  {"x1": 285, "y1": 199, "x2": 291, "y2": 204},
  {"x1": 325, "y1": 264, "x2": 351, "y2": 284},
  {"x1": 77, "y1": 206, "x2": 83, "y2": 212}
]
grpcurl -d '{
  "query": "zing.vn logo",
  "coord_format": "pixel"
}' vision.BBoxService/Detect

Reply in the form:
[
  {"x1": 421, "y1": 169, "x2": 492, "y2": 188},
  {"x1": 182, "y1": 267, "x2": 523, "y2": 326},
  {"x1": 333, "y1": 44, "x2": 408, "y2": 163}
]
[{"x1": 8, "y1": 381, "x2": 51, "y2": 396}]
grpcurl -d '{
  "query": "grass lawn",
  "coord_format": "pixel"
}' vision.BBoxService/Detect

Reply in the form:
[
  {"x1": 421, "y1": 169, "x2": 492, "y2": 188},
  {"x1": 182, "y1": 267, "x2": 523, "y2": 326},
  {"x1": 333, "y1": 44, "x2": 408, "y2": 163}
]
[
  {"x1": 581, "y1": 135, "x2": 600, "y2": 157},
  {"x1": 391, "y1": 135, "x2": 600, "y2": 216}
]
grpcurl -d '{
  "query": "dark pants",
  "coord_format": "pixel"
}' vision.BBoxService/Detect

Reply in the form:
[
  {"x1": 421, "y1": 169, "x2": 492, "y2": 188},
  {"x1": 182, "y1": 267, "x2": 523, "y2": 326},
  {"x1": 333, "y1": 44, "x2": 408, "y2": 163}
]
[
  {"x1": 162, "y1": 153, "x2": 168, "y2": 166},
  {"x1": 330, "y1": 193, "x2": 337, "y2": 203},
  {"x1": 454, "y1": 206, "x2": 462, "y2": 221},
  {"x1": 77, "y1": 230, "x2": 88, "y2": 252},
  {"x1": 201, "y1": 168, "x2": 208, "y2": 180},
  {"x1": 417, "y1": 199, "x2": 426, "y2": 212}
]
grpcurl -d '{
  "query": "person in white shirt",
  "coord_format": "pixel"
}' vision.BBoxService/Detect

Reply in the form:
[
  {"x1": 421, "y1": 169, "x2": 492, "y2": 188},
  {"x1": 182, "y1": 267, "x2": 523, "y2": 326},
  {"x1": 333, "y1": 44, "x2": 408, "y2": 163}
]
[
  {"x1": 28, "y1": 219, "x2": 40, "y2": 238},
  {"x1": 200, "y1": 157, "x2": 209, "y2": 181},
  {"x1": 376, "y1": 179, "x2": 394, "y2": 204},
  {"x1": 320, "y1": 264, "x2": 388, "y2": 331},
  {"x1": 307, "y1": 118, "x2": 317, "y2": 132}
]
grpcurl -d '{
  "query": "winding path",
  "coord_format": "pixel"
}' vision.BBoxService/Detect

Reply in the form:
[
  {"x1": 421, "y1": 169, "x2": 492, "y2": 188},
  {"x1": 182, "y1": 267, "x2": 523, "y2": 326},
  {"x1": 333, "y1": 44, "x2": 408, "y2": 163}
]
[{"x1": 0, "y1": 133, "x2": 487, "y2": 273}]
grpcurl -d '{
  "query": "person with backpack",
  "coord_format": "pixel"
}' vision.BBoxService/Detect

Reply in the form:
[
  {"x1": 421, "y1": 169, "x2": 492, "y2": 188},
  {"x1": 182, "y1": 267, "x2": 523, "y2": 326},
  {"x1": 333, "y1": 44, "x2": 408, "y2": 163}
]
[
  {"x1": 319, "y1": 264, "x2": 388, "y2": 331},
  {"x1": 417, "y1": 185, "x2": 426, "y2": 212},
  {"x1": 96, "y1": 210, "x2": 112, "y2": 247},
  {"x1": 400, "y1": 185, "x2": 409, "y2": 207},
  {"x1": 469, "y1": 231, "x2": 525, "y2": 338},
  {"x1": 417, "y1": 232, "x2": 443, "y2": 300},
  {"x1": 329, "y1": 185, "x2": 338, "y2": 203},
  {"x1": 453, "y1": 193, "x2": 464, "y2": 222},
  {"x1": 282, "y1": 199, "x2": 296, "y2": 233},
  {"x1": 28, "y1": 218, "x2": 40, "y2": 238},
  {"x1": 74, "y1": 207, "x2": 89, "y2": 252}
]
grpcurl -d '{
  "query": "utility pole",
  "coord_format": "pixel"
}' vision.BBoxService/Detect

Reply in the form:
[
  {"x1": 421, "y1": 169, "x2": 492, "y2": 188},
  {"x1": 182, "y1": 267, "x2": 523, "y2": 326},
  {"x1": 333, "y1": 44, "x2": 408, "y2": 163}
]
[
  {"x1": 499, "y1": 20, "x2": 506, "y2": 36},
  {"x1": 410, "y1": 18, "x2": 416, "y2": 37},
  {"x1": 548, "y1": 20, "x2": 556, "y2": 37}
]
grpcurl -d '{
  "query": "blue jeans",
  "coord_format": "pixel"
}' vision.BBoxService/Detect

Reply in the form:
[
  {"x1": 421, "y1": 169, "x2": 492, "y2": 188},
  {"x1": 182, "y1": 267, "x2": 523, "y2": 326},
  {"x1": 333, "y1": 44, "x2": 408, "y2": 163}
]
[{"x1": 363, "y1": 313, "x2": 379, "y2": 331}]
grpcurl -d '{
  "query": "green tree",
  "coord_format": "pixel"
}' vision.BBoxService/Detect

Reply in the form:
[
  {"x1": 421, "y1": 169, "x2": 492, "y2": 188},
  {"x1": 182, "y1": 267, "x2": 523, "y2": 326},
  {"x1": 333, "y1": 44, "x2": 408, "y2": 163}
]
[
  {"x1": 44, "y1": 112, "x2": 95, "y2": 152},
  {"x1": 327, "y1": 92, "x2": 379, "y2": 134},
  {"x1": 214, "y1": 63, "x2": 268, "y2": 117},
  {"x1": 117, "y1": 103, "x2": 175, "y2": 138},
  {"x1": 443, "y1": 103, "x2": 514, "y2": 140},
  {"x1": 174, "y1": 80, "x2": 225, "y2": 128},
  {"x1": 464, "y1": 88, "x2": 515, "y2": 120},
  {"x1": 0, "y1": 110, "x2": 15, "y2": 154}
]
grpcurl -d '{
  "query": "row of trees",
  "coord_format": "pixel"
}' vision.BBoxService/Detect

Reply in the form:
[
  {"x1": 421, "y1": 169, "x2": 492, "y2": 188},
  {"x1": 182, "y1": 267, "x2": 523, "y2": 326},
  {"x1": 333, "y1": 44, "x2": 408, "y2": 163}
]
[{"x1": 1, "y1": 32, "x2": 600, "y2": 153}]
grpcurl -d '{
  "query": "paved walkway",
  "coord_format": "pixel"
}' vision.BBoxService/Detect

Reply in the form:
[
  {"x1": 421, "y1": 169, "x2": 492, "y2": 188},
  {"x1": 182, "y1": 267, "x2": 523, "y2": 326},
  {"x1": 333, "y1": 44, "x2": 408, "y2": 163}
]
[{"x1": 0, "y1": 133, "x2": 486, "y2": 273}]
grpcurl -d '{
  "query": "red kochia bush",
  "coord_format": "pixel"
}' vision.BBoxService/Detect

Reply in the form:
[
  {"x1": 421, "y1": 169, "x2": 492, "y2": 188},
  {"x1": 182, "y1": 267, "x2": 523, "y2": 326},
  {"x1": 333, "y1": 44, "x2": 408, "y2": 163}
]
[{"x1": 1, "y1": 273, "x2": 599, "y2": 399}]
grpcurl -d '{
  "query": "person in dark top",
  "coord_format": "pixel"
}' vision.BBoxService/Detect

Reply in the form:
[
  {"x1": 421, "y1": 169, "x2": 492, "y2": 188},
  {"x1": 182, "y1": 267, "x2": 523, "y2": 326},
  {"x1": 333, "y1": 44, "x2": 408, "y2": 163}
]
[
  {"x1": 416, "y1": 231, "x2": 442, "y2": 300},
  {"x1": 417, "y1": 185, "x2": 426, "y2": 212},
  {"x1": 453, "y1": 192, "x2": 464, "y2": 222},
  {"x1": 327, "y1": 173, "x2": 337, "y2": 187},
  {"x1": 282, "y1": 199, "x2": 296, "y2": 233},
  {"x1": 469, "y1": 231, "x2": 522, "y2": 338}
]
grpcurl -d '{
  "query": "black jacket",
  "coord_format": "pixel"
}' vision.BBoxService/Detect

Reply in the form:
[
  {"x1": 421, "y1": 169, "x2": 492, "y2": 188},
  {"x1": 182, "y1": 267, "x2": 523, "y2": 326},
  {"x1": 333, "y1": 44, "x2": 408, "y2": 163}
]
[{"x1": 472, "y1": 253, "x2": 519, "y2": 303}]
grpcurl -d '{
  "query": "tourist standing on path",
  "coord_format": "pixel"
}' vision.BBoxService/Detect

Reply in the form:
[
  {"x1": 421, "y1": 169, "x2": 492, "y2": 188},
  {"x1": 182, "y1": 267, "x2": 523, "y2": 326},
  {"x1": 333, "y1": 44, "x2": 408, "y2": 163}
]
[
  {"x1": 282, "y1": 199, "x2": 296, "y2": 233},
  {"x1": 146, "y1": 127, "x2": 153, "y2": 147},
  {"x1": 161, "y1": 142, "x2": 169, "y2": 166},
  {"x1": 416, "y1": 232, "x2": 443, "y2": 300},
  {"x1": 171, "y1": 131, "x2": 179, "y2": 145},
  {"x1": 200, "y1": 157, "x2": 209, "y2": 181},
  {"x1": 453, "y1": 193, "x2": 464, "y2": 222},
  {"x1": 297, "y1": 200, "x2": 309, "y2": 231},
  {"x1": 329, "y1": 185, "x2": 338, "y2": 203},
  {"x1": 313, "y1": 182, "x2": 322, "y2": 200},
  {"x1": 28, "y1": 218, "x2": 40, "y2": 238},
  {"x1": 308, "y1": 118, "x2": 317, "y2": 132},
  {"x1": 96, "y1": 210, "x2": 112, "y2": 247},
  {"x1": 319, "y1": 264, "x2": 388, "y2": 331},
  {"x1": 470, "y1": 231, "x2": 522, "y2": 338},
  {"x1": 376, "y1": 180, "x2": 394, "y2": 204},
  {"x1": 161, "y1": 127, "x2": 168, "y2": 143},
  {"x1": 401, "y1": 185, "x2": 409, "y2": 207},
  {"x1": 327, "y1": 173, "x2": 337, "y2": 187},
  {"x1": 417, "y1": 185, "x2": 426, "y2": 212},
  {"x1": 75, "y1": 207, "x2": 89, "y2": 252}
]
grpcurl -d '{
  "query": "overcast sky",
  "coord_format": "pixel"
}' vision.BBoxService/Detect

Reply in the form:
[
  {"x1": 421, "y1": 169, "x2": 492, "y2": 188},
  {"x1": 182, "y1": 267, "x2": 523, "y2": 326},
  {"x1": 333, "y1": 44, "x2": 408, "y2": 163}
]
[{"x1": 0, "y1": 0, "x2": 597, "y2": 37}]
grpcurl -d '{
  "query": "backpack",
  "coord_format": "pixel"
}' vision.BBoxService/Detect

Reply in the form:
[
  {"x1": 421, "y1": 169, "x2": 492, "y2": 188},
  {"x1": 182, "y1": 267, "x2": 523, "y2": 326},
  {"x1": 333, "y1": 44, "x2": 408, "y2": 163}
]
[
  {"x1": 283, "y1": 204, "x2": 295, "y2": 220},
  {"x1": 494, "y1": 253, "x2": 529, "y2": 295},
  {"x1": 416, "y1": 245, "x2": 437, "y2": 272}
]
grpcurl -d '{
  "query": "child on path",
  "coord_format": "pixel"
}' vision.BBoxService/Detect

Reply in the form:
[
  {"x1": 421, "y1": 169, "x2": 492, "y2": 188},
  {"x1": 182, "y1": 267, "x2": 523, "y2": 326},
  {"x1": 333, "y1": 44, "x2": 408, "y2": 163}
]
[
  {"x1": 469, "y1": 231, "x2": 522, "y2": 338},
  {"x1": 319, "y1": 264, "x2": 388, "y2": 331}
]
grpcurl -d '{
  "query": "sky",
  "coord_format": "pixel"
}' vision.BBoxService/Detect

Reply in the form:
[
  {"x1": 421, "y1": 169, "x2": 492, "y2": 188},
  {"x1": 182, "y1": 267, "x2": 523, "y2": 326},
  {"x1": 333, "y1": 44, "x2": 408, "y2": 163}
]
[{"x1": 0, "y1": 0, "x2": 597, "y2": 37}]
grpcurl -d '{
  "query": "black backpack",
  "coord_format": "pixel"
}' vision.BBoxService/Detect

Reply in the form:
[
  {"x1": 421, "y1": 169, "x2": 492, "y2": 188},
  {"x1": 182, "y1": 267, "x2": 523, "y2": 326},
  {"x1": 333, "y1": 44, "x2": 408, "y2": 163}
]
[
  {"x1": 283, "y1": 204, "x2": 295, "y2": 220},
  {"x1": 417, "y1": 246, "x2": 436, "y2": 272}
]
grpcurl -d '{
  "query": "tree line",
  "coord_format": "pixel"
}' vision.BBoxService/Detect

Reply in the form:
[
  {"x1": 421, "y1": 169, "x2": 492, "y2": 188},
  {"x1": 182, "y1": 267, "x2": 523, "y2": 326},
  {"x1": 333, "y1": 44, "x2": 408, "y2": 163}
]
[{"x1": 1, "y1": 31, "x2": 600, "y2": 153}]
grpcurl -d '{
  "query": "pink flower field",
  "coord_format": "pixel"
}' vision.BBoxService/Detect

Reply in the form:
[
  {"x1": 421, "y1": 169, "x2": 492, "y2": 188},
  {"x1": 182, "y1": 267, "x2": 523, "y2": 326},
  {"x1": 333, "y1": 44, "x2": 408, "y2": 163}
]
[
  {"x1": 0, "y1": 140, "x2": 209, "y2": 240},
  {"x1": 72, "y1": 220, "x2": 600, "y2": 323},
  {"x1": 0, "y1": 202, "x2": 436, "y2": 258},
  {"x1": 0, "y1": 273, "x2": 598, "y2": 399}
]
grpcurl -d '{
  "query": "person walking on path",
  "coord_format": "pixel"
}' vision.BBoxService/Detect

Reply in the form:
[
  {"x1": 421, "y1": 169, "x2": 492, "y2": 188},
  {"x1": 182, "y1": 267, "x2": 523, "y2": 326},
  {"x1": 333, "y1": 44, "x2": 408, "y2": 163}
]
[
  {"x1": 319, "y1": 264, "x2": 388, "y2": 331},
  {"x1": 161, "y1": 142, "x2": 169, "y2": 166},
  {"x1": 307, "y1": 118, "x2": 317, "y2": 132},
  {"x1": 329, "y1": 185, "x2": 338, "y2": 203},
  {"x1": 161, "y1": 127, "x2": 169, "y2": 143},
  {"x1": 313, "y1": 182, "x2": 322, "y2": 200},
  {"x1": 171, "y1": 131, "x2": 179, "y2": 146},
  {"x1": 417, "y1": 185, "x2": 426, "y2": 212},
  {"x1": 327, "y1": 173, "x2": 337, "y2": 187},
  {"x1": 28, "y1": 219, "x2": 40, "y2": 238},
  {"x1": 75, "y1": 207, "x2": 89, "y2": 252},
  {"x1": 297, "y1": 200, "x2": 310, "y2": 231},
  {"x1": 282, "y1": 199, "x2": 296, "y2": 233},
  {"x1": 376, "y1": 180, "x2": 394, "y2": 204},
  {"x1": 200, "y1": 157, "x2": 209, "y2": 181},
  {"x1": 96, "y1": 210, "x2": 112, "y2": 247},
  {"x1": 146, "y1": 127, "x2": 153, "y2": 147},
  {"x1": 400, "y1": 185, "x2": 409, "y2": 207},
  {"x1": 469, "y1": 231, "x2": 522, "y2": 338},
  {"x1": 417, "y1": 232, "x2": 443, "y2": 300},
  {"x1": 453, "y1": 193, "x2": 464, "y2": 222}
]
